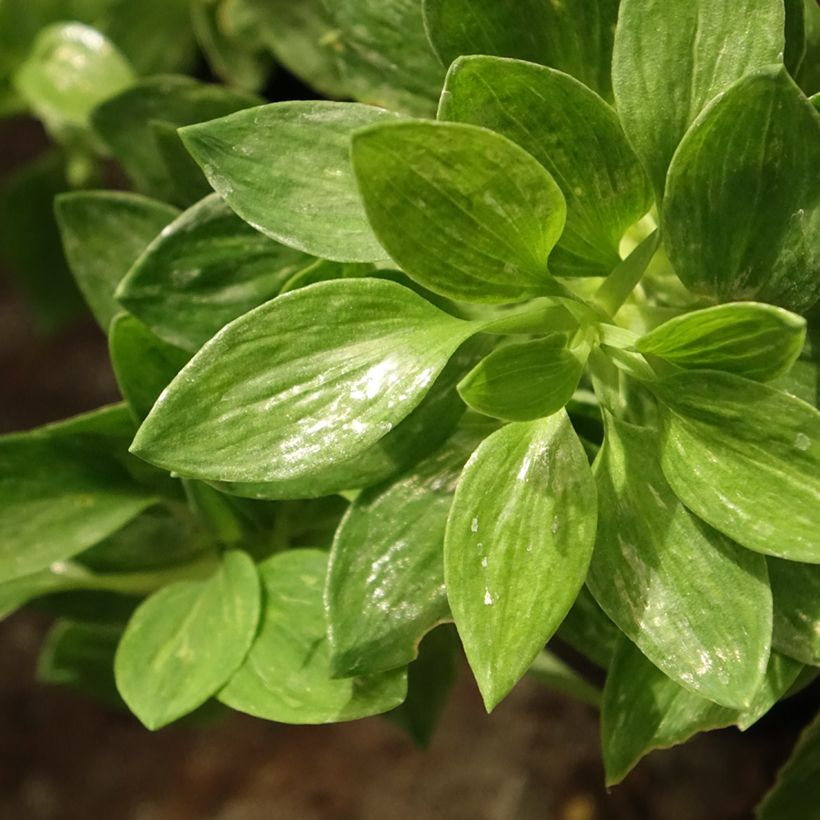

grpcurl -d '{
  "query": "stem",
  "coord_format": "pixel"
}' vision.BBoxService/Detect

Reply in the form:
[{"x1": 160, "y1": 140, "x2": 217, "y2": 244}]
[
  {"x1": 528, "y1": 651, "x2": 602, "y2": 709},
  {"x1": 594, "y1": 230, "x2": 660, "y2": 318}
]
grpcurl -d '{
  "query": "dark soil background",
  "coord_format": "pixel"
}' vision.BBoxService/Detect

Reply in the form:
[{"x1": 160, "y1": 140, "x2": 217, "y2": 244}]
[{"x1": 0, "y1": 113, "x2": 815, "y2": 820}]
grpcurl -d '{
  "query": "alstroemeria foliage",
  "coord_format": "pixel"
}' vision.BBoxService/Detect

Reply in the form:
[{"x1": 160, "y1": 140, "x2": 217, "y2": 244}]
[{"x1": 2, "y1": 1, "x2": 819, "y2": 814}]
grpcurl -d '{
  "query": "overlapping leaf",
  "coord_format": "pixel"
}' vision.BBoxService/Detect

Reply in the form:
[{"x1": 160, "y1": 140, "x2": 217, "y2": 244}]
[{"x1": 769, "y1": 558, "x2": 820, "y2": 665}]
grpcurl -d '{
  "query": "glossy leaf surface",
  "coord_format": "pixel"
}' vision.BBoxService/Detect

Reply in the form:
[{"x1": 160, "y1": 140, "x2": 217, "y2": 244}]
[
  {"x1": 326, "y1": 421, "x2": 488, "y2": 677},
  {"x1": 602, "y1": 636, "x2": 803, "y2": 785},
  {"x1": 445, "y1": 412, "x2": 597, "y2": 710},
  {"x1": 424, "y1": 0, "x2": 618, "y2": 100},
  {"x1": 588, "y1": 416, "x2": 772, "y2": 708},
  {"x1": 132, "y1": 279, "x2": 481, "y2": 482},
  {"x1": 55, "y1": 191, "x2": 179, "y2": 330},
  {"x1": 663, "y1": 67, "x2": 820, "y2": 313},
  {"x1": 458, "y1": 335, "x2": 585, "y2": 422},
  {"x1": 117, "y1": 194, "x2": 314, "y2": 351},
  {"x1": 769, "y1": 558, "x2": 820, "y2": 665},
  {"x1": 181, "y1": 101, "x2": 398, "y2": 261},
  {"x1": 636, "y1": 303, "x2": 806, "y2": 381},
  {"x1": 115, "y1": 550, "x2": 260, "y2": 729},
  {"x1": 655, "y1": 372, "x2": 820, "y2": 562},
  {"x1": 220, "y1": 550, "x2": 408, "y2": 723},
  {"x1": 439, "y1": 56, "x2": 651, "y2": 278},
  {"x1": 353, "y1": 120, "x2": 566, "y2": 303},
  {"x1": 613, "y1": 0, "x2": 785, "y2": 195}
]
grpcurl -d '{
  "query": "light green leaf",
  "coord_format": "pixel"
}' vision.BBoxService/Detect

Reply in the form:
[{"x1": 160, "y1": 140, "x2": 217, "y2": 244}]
[
  {"x1": 587, "y1": 415, "x2": 772, "y2": 708},
  {"x1": 613, "y1": 0, "x2": 785, "y2": 196},
  {"x1": 38, "y1": 620, "x2": 124, "y2": 708},
  {"x1": 444, "y1": 411, "x2": 597, "y2": 710},
  {"x1": 114, "y1": 550, "x2": 260, "y2": 729},
  {"x1": 116, "y1": 193, "x2": 314, "y2": 351},
  {"x1": 662, "y1": 67, "x2": 820, "y2": 313},
  {"x1": 352, "y1": 120, "x2": 566, "y2": 303},
  {"x1": 769, "y1": 558, "x2": 820, "y2": 665},
  {"x1": 211, "y1": 336, "x2": 492, "y2": 500},
  {"x1": 14, "y1": 22, "x2": 134, "y2": 138},
  {"x1": 109, "y1": 314, "x2": 191, "y2": 421},
  {"x1": 326, "y1": 420, "x2": 489, "y2": 677},
  {"x1": 458, "y1": 335, "x2": 586, "y2": 422},
  {"x1": 757, "y1": 710, "x2": 820, "y2": 819},
  {"x1": 92, "y1": 75, "x2": 259, "y2": 206},
  {"x1": 0, "y1": 406, "x2": 157, "y2": 582},
  {"x1": 55, "y1": 191, "x2": 179, "y2": 330},
  {"x1": 602, "y1": 635, "x2": 803, "y2": 786},
  {"x1": 327, "y1": 0, "x2": 444, "y2": 116},
  {"x1": 655, "y1": 371, "x2": 820, "y2": 563},
  {"x1": 636, "y1": 303, "x2": 807, "y2": 381},
  {"x1": 424, "y1": 0, "x2": 618, "y2": 100},
  {"x1": 220, "y1": 549, "x2": 408, "y2": 723},
  {"x1": 180, "y1": 101, "x2": 398, "y2": 262},
  {"x1": 439, "y1": 56, "x2": 651, "y2": 278},
  {"x1": 132, "y1": 279, "x2": 482, "y2": 483}
]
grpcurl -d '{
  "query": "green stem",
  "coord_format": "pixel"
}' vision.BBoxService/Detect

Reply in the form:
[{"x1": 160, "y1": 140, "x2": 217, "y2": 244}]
[
  {"x1": 593, "y1": 230, "x2": 660, "y2": 317},
  {"x1": 528, "y1": 650, "x2": 602, "y2": 709}
]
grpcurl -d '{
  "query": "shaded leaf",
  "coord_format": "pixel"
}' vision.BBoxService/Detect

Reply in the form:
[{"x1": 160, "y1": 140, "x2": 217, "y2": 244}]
[{"x1": 769, "y1": 558, "x2": 820, "y2": 665}]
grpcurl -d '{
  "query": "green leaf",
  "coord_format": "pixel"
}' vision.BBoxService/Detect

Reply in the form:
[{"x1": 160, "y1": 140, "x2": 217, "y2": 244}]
[
  {"x1": 662, "y1": 66, "x2": 820, "y2": 313},
  {"x1": 352, "y1": 120, "x2": 566, "y2": 304},
  {"x1": 180, "y1": 101, "x2": 398, "y2": 262},
  {"x1": 114, "y1": 550, "x2": 260, "y2": 729},
  {"x1": 14, "y1": 22, "x2": 134, "y2": 139},
  {"x1": 326, "y1": 420, "x2": 489, "y2": 677},
  {"x1": 132, "y1": 279, "x2": 482, "y2": 483},
  {"x1": 612, "y1": 0, "x2": 785, "y2": 196},
  {"x1": 654, "y1": 371, "x2": 820, "y2": 563},
  {"x1": 556, "y1": 586, "x2": 619, "y2": 669},
  {"x1": 587, "y1": 415, "x2": 772, "y2": 708},
  {"x1": 211, "y1": 336, "x2": 492, "y2": 500},
  {"x1": 388, "y1": 624, "x2": 460, "y2": 746},
  {"x1": 220, "y1": 549, "x2": 408, "y2": 723},
  {"x1": 785, "y1": 0, "x2": 808, "y2": 77},
  {"x1": 116, "y1": 194, "x2": 314, "y2": 351},
  {"x1": 55, "y1": 191, "x2": 179, "y2": 330},
  {"x1": 757, "y1": 710, "x2": 820, "y2": 820},
  {"x1": 444, "y1": 411, "x2": 597, "y2": 710},
  {"x1": 0, "y1": 406, "x2": 157, "y2": 582},
  {"x1": 92, "y1": 75, "x2": 259, "y2": 206},
  {"x1": 327, "y1": 0, "x2": 444, "y2": 116},
  {"x1": 457, "y1": 335, "x2": 586, "y2": 422},
  {"x1": 439, "y1": 56, "x2": 651, "y2": 278},
  {"x1": 109, "y1": 314, "x2": 191, "y2": 420},
  {"x1": 424, "y1": 0, "x2": 618, "y2": 100},
  {"x1": 527, "y1": 651, "x2": 602, "y2": 709},
  {"x1": 636, "y1": 303, "x2": 807, "y2": 381},
  {"x1": 38, "y1": 620, "x2": 124, "y2": 708},
  {"x1": 602, "y1": 635, "x2": 803, "y2": 786},
  {"x1": 769, "y1": 558, "x2": 820, "y2": 665}
]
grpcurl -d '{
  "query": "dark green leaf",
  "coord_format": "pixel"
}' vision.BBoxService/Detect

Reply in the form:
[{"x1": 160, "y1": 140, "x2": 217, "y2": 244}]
[
  {"x1": 445, "y1": 412, "x2": 597, "y2": 710},
  {"x1": 92, "y1": 75, "x2": 259, "y2": 205},
  {"x1": 785, "y1": 0, "x2": 808, "y2": 77},
  {"x1": 220, "y1": 549, "x2": 408, "y2": 723},
  {"x1": 556, "y1": 586, "x2": 619, "y2": 669},
  {"x1": 655, "y1": 371, "x2": 820, "y2": 562},
  {"x1": 181, "y1": 101, "x2": 399, "y2": 262},
  {"x1": 116, "y1": 194, "x2": 315, "y2": 351},
  {"x1": 458, "y1": 335, "x2": 586, "y2": 421},
  {"x1": 0, "y1": 406, "x2": 157, "y2": 581},
  {"x1": 439, "y1": 56, "x2": 651, "y2": 278},
  {"x1": 756, "y1": 710, "x2": 820, "y2": 819},
  {"x1": 115, "y1": 550, "x2": 260, "y2": 729},
  {"x1": 527, "y1": 651, "x2": 602, "y2": 708},
  {"x1": 588, "y1": 415, "x2": 772, "y2": 708},
  {"x1": 352, "y1": 120, "x2": 566, "y2": 303},
  {"x1": 636, "y1": 303, "x2": 806, "y2": 381},
  {"x1": 132, "y1": 279, "x2": 482, "y2": 483},
  {"x1": 109, "y1": 314, "x2": 191, "y2": 420},
  {"x1": 769, "y1": 558, "x2": 820, "y2": 665},
  {"x1": 602, "y1": 635, "x2": 803, "y2": 786},
  {"x1": 662, "y1": 66, "x2": 820, "y2": 313},
  {"x1": 613, "y1": 0, "x2": 785, "y2": 196},
  {"x1": 326, "y1": 419, "x2": 489, "y2": 677},
  {"x1": 55, "y1": 191, "x2": 179, "y2": 330},
  {"x1": 424, "y1": 0, "x2": 618, "y2": 100}
]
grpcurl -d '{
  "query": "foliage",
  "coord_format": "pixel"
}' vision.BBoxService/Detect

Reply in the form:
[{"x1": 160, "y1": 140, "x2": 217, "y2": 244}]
[{"x1": 1, "y1": 1, "x2": 819, "y2": 814}]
